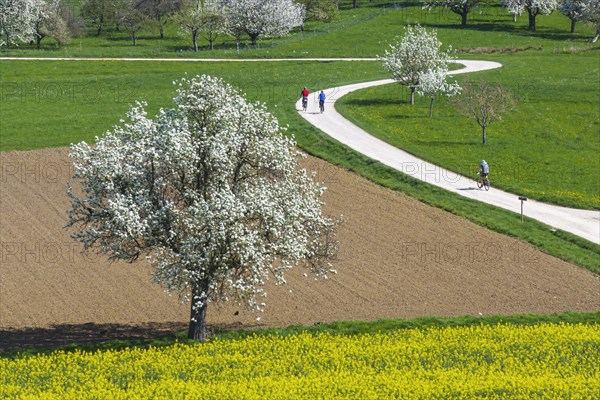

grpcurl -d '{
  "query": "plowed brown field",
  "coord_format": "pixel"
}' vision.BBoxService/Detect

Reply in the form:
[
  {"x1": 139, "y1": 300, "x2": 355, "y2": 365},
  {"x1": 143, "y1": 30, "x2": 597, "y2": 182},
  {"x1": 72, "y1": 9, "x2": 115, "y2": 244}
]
[{"x1": 1, "y1": 148, "x2": 598, "y2": 350}]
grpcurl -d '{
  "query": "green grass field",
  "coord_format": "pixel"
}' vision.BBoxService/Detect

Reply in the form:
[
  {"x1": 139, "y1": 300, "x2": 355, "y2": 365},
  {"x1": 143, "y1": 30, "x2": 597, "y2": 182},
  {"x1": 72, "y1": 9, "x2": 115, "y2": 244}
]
[
  {"x1": 1, "y1": 3, "x2": 599, "y2": 270},
  {"x1": 337, "y1": 52, "x2": 600, "y2": 210},
  {"x1": 1, "y1": 1, "x2": 596, "y2": 58}
]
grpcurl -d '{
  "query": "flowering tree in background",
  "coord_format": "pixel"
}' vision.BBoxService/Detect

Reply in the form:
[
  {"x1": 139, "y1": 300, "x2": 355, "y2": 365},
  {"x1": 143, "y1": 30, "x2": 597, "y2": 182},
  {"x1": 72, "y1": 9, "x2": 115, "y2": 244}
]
[
  {"x1": 32, "y1": 0, "x2": 70, "y2": 49},
  {"x1": 559, "y1": 0, "x2": 589, "y2": 33},
  {"x1": 416, "y1": 69, "x2": 461, "y2": 118},
  {"x1": 502, "y1": 0, "x2": 559, "y2": 31},
  {"x1": 178, "y1": 0, "x2": 226, "y2": 51},
  {"x1": 0, "y1": 0, "x2": 37, "y2": 47},
  {"x1": 223, "y1": 0, "x2": 305, "y2": 45},
  {"x1": 67, "y1": 75, "x2": 338, "y2": 342},
  {"x1": 423, "y1": 0, "x2": 484, "y2": 28},
  {"x1": 582, "y1": 0, "x2": 600, "y2": 41},
  {"x1": 297, "y1": 0, "x2": 338, "y2": 23},
  {"x1": 380, "y1": 25, "x2": 455, "y2": 105}
]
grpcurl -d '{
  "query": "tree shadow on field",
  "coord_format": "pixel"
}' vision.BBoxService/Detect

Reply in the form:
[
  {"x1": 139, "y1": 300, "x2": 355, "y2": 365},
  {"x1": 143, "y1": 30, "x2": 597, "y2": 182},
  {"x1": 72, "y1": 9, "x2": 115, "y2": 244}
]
[
  {"x1": 0, "y1": 321, "x2": 264, "y2": 354},
  {"x1": 0, "y1": 322, "x2": 181, "y2": 353}
]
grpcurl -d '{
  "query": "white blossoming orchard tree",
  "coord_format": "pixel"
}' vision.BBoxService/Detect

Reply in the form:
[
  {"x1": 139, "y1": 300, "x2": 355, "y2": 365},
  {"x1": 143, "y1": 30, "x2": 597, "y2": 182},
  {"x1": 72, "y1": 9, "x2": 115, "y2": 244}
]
[
  {"x1": 583, "y1": 0, "x2": 600, "y2": 42},
  {"x1": 423, "y1": 0, "x2": 484, "y2": 28},
  {"x1": 223, "y1": 0, "x2": 305, "y2": 45},
  {"x1": 560, "y1": 0, "x2": 590, "y2": 33},
  {"x1": 0, "y1": 0, "x2": 37, "y2": 47},
  {"x1": 502, "y1": 0, "x2": 559, "y2": 31},
  {"x1": 178, "y1": 0, "x2": 226, "y2": 51},
  {"x1": 416, "y1": 69, "x2": 461, "y2": 118},
  {"x1": 66, "y1": 75, "x2": 338, "y2": 342},
  {"x1": 380, "y1": 25, "x2": 455, "y2": 106}
]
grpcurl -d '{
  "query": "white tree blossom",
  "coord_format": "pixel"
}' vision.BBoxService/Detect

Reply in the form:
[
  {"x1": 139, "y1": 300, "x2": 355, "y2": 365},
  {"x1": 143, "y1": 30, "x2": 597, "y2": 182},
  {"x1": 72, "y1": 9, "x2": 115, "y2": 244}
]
[
  {"x1": 67, "y1": 75, "x2": 338, "y2": 341},
  {"x1": 502, "y1": 0, "x2": 559, "y2": 30},
  {"x1": 31, "y1": 0, "x2": 70, "y2": 49},
  {"x1": 581, "y1": 0, "x2": 600, "y2": 41},
  {"x1": 0, "y1": 0, "x2": 37, "y2": 47},
  {"x1": 423, "y1": 0, "x2": 484, "y2": 28},
  {"x1": 178, "y1": 0, "x2": 226, "y2": 51},
  {"x1": 223, "y1": 0, "x2": 305, "y2": 45},
  {"x1": 380, "y1": 25, "x2": 456, "y2": 105},
  {"x1": 560, "y1": 0, "x2": 590, "y2": 32},
  {"x1": 416, "y1": 69, "x2": 461, "y2": 118}
]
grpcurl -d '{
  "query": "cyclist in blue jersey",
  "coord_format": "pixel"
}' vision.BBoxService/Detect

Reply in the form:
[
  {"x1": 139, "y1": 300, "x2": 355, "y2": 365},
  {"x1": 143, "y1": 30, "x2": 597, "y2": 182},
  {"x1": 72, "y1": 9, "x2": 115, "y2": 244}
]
[{"x1": 319, "y1": 90, "x2": 326, "y2": 113}]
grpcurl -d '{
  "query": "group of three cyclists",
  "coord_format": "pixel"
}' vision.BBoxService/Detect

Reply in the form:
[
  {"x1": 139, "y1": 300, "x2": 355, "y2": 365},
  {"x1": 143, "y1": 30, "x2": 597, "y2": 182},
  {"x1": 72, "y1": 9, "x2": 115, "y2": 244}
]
[{"x1": 300, "y1": 86, "x2": 490, "y2": 189}]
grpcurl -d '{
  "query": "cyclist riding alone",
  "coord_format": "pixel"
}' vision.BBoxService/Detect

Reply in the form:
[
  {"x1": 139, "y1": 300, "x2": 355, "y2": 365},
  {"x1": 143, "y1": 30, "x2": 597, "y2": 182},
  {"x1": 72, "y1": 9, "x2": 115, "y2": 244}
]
[
  {"x1": 300, "y1": 87, "x2": 309, "y2": 111},
  {"x1": 319, "y1": 90, "x2": 326, "y2": 113},
  {"x1": 479, "y1": 160, "x2": 489, "y2": 177}
]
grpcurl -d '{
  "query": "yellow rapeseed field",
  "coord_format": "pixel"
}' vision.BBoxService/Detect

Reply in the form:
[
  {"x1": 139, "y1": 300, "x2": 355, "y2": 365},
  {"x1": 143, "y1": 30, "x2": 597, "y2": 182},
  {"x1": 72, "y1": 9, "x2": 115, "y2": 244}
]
[{"x1": 1, "y1": 323, "x2": 598, "y2": 399}]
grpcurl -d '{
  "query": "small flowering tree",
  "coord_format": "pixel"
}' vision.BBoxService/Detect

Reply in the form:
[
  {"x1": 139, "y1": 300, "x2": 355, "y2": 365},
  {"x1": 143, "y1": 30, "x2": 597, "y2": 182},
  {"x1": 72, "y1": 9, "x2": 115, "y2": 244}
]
[
  {"x1": 223, "y1": 0, "x2": 305, "y2": 45},
  {"x1": 559, "y1": 0, "x2": 589, "y2": 33},
  {"x1": 178, "y1": 0, "x2": 226, "y2": 51},
  {"x1": 416, "y1": 69, "x2": 461, "y2": 118},
  {"x1": 502, "y1": 0, "x2": 559, "y2": 31},
  {"x1": 67, "y1": 75, "x2": 338, "y2": 342},
  {"x1": 380, "y1": 25, "x2": 455, "y2": 105},
  {"x1": 423, "y1": 0, "x2": 484, "y2": 28}
]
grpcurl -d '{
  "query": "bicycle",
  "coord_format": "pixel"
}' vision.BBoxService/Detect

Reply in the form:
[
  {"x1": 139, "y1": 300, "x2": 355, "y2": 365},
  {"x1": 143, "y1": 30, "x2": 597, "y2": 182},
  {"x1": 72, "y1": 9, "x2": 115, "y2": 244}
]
[
  {"x1": 477, "y1": 172, "x2": 490, "y2": 191},
  {"x1": 302, "y1": 96, "x2": 308, "y2": 112},
  {"x1": 319, "y1": 100, "x2": 325, "y2": 113}
]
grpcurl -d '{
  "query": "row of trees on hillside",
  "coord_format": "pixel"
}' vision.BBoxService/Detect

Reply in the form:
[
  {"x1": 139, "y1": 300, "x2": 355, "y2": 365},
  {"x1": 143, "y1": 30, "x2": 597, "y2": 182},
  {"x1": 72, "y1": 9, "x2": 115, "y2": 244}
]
[
  {"x1": 2, "y1": 0, "x2": 599, "y2": 49},
  {"x1": 0, "y1": 0, "x2": 338, "y2": 48},
  {"x1": 426, "y1": 0, "x2": 600, "y2": 36}
]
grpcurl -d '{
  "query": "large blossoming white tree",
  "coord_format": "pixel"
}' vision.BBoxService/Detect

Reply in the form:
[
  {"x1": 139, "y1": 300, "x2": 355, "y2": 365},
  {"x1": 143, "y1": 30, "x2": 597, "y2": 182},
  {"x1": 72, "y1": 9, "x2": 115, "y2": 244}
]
[
  {"x1": 223, "y1": 0, "x2": 305, "y2": 45},
  {"x1": 0, "y1": 0, "x2": 37, "y2": 47},
  {"x1": 380, "y1": 25, "x2": 457, "y2": 106},
  {"x1": 502, "y1": 0, "x2": 559, "y2": 31},
  {"x1": 67, "y1": 75, "x2": 338, "y2": 341}
]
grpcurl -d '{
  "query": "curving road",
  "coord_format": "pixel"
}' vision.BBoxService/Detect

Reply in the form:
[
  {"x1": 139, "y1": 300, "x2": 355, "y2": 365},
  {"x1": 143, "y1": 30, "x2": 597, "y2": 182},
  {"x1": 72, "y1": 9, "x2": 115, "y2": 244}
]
[
  {"x1": 2, "y1": 56, "x2": 598, "y2": 243},
  {"x1": 296, "y1": 60, "x2": 600, "y2": 244}
]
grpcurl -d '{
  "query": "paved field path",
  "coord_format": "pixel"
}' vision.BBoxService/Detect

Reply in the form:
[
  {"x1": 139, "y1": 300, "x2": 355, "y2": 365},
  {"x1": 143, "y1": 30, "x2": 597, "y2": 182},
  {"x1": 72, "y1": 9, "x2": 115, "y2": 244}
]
[
  {"x1": 296, "y1": 60, "x2": 600, "y2": 244},
  {"x1": 2, "y1": 57, "x2": 598, "y2": 243}
]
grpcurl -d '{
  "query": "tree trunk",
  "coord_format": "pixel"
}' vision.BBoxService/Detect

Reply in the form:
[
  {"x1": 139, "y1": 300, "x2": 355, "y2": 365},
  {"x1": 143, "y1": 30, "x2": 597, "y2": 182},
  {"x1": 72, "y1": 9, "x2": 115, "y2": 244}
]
[
  {"x1": 481, "y1": 125, "x2": 487, "y2": 144},
  {"x1": 36, "y1": 36, "x2": 42, "y2": 49},
  {"x1": 132, "y1": 31, "x2": 137, "y2": 46},
  {"x1": 593, "y1": 32, "x2": 600, "y2": 43},
  {"x1": 193, "y1": 30, "x2": 198, "y2": 52},
  {"x1": 158, "y1": 17, "x2": 164, "y2": 39},
  {"x1": 409, "y1": 87, "x2": 416, "y2": 105},
  {"x1": 461, "y1": 13, "x2": 467, "y2": 28},
  {"x1": 250, "y1": 33, "x2": 259, "y2": 46},
  {"x1": 429, "y1": 97, "x2": 434, "y2": 118},
  {"x1": 512, "y1": 13, "x2": 517, "y2": 23},
  {"x1": 209, "y1": 38, "x2": 213, "y2": 50},
  {"x1": 528, "y1": 10, "x2": 536, "y2": 31},
  {"x1": 188, "y1": 286, "x2": 208, "y2": 341},
  {"x1": 353, "y1": 0, "x2": 358, "y2": 8},
  {"x1": 570, "y1": 19, "x2": 576, "y2": 34}
]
